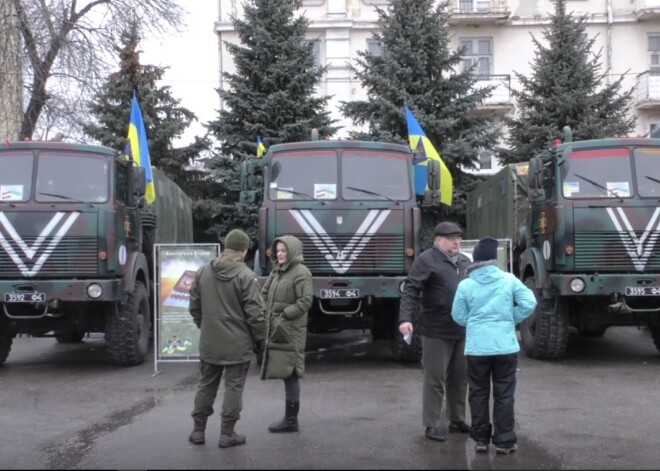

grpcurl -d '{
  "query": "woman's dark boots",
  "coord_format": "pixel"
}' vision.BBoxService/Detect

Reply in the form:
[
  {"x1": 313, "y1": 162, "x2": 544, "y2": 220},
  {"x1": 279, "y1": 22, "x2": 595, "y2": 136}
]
[{"x1": 268, "y1": 400, "x2": 299, "y2": 433}]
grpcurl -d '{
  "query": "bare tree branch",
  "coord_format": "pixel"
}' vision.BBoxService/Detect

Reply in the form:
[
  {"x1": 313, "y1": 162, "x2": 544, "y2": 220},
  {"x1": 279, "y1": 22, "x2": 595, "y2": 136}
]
[{"x1": 10, "y1": 0, "x2": 185, "y2": 139}]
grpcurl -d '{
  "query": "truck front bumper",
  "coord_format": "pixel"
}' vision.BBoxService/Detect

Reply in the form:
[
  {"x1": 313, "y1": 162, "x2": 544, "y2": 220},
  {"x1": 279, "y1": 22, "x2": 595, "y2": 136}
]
[
  {"x1": 312, "y1": 276, "x2": 406, "y2": 298},
  {"x1": 0, "y1": 279, "x2": 123, "y2": 303},
  {"x1": 550, "y1": 273, "x2": 660, "y2": 297}
]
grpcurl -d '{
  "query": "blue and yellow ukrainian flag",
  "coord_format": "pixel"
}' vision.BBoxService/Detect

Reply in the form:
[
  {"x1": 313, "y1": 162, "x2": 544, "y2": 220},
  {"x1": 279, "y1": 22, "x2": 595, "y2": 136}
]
[
  {"x1": 405, "y1": 107, "x2": 453, "y2": 206},
  {"x1": 126, "y1": 93, "x2": 156, "y2": 204},
  {"x1": 256, "y1": 135, "x2": 266, "y2": 158}
]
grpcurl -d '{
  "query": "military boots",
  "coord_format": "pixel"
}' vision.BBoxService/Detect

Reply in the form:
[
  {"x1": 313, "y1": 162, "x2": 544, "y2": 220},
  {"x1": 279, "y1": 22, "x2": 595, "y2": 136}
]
[{"x1": 218, "y1": 419, "x2": 246, "y2": 448}]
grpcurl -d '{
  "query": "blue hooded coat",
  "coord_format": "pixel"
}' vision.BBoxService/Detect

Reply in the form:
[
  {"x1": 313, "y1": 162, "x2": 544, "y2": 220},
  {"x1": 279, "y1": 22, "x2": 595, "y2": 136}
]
[{"x1": 451, "y1": 261, "x2": 537, "y2": 356}]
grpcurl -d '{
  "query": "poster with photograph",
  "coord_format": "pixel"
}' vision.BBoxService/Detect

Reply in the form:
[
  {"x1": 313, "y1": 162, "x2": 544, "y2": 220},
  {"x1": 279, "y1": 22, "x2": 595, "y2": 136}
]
[{"x1": 155, "y1": 244, "x2": 219, "y2": 363}]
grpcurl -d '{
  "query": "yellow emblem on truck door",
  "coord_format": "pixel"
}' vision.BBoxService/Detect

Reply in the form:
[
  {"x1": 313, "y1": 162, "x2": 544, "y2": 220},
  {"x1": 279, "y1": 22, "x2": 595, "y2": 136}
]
[
  {"x1": 539, "y1": 211, "x2": 547, "y2": 234},
  {"x1": 124, "y1": 215, "x2": 132, "y2": 238}
]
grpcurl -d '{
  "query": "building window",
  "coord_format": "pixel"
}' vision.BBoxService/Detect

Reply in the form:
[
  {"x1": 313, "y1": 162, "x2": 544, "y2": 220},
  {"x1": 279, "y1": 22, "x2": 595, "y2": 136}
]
[
  {"x1": 649, "y1": 34, "x2": 660, "y2": 69},
  {"x1": 650, "y1": 123, "x2": 660, "y2": 138},
  {"x1": 310, "y1": 39, "x2": 322, "y2": 68},
  {"x1": 478, "y1": 149, "x2": 494, "y2": 170},
  {"x1": 460, "y1": 38, "x2": 492, "y2": 76},
  {"x1": 367, "y1": 39, "x2": 383, "y2": 57}
]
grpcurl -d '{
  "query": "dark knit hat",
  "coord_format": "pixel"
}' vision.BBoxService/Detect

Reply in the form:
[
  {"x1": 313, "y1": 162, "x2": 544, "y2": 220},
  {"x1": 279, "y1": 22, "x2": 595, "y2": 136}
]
[
  {"x1": 434, "y1": 221, "x2": 463, "y2": 237},
  {"x1": 224, "y1": 229, "x2": 251, "y2": 252},
  {"x1": 472, "y1": 237, "x2": 498, "y2": 262}
]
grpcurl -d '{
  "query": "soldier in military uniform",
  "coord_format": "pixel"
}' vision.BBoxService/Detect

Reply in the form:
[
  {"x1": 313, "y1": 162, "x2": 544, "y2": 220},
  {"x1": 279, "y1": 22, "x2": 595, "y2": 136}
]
[{"x1": 188, "y1": 229, "x2": 266, "y2": 448}]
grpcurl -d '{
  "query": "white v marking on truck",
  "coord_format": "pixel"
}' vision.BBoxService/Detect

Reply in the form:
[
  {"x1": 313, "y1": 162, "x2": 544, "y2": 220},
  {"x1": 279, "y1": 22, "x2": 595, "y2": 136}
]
[
  {"x1": 606, "y1": 207, "x2": 660, "y2": 272},
  {"x1": 290, "y1": 209, "x2": 391, "y2": 274},
  {"x1": 0, "y1": 211, "x2": 80, "y2": 277}
]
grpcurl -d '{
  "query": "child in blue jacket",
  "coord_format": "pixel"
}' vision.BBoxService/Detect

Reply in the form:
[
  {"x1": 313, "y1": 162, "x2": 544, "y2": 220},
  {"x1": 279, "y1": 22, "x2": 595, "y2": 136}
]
[{"x1": 451, "y1": 237, "x2": 537, "y2": 455}]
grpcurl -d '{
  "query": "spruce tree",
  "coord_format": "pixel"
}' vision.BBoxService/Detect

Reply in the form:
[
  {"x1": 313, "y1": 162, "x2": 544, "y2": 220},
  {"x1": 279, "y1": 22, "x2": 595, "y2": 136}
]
[
  {"x1": 502, "y1": 0, "x2": 636, "y2": 164},
  {"x1": 207, "y1": 0, "x2": 338, "y2": 158},
  {"x1": 83, "y1": 23, "x2": 207, "y2": 190},
  {"x1": 201, "y1": 0, "x2": 338, "y2": 245},
  {"x1": 340, "y1": 0, "x2": 500, "y2": 240}
]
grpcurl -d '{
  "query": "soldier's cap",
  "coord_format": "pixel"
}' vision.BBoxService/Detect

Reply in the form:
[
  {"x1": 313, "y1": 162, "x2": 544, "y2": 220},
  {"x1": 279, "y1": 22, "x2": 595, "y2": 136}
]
[
  {"x1": 434, "y1": 221, "x2": 463, "y2": 237},
  {"x1": 224, "y1": 229, "x2": 251, "y2": 252}
]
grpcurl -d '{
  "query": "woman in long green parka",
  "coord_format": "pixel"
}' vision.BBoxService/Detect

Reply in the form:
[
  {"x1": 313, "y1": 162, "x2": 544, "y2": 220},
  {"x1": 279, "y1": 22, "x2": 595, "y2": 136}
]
[{"x1": 260, "y1": 235, "x2": 313, "y2": 433}]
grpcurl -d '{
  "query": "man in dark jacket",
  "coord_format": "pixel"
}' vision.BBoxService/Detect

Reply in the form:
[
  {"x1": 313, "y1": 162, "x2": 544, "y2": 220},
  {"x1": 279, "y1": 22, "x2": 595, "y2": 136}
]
[
  {"x1": 188, "y1": 229, "x2": 266, "y2": 448},
  {"x1": 399, "y1": 221, "x2": 472, "y2": 442}
]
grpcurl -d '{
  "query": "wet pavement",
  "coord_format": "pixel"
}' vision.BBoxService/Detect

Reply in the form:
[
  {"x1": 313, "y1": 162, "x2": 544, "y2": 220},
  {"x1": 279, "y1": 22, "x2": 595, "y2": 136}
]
[{"x1": 1, "y1": 327, "x2": 660, "y2": 469}]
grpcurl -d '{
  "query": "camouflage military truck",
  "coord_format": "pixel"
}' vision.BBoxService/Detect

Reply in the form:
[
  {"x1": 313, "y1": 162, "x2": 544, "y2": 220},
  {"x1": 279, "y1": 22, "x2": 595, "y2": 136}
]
[
  {"x1": 240, "y1": 139, "x2": 444, "y2": 361},
  {"x1": 466, "y1": 130, "x2": 660, "y2": 359},
  {"x1": 0, "y1": 141, "x2": 193, "y2": 366}
]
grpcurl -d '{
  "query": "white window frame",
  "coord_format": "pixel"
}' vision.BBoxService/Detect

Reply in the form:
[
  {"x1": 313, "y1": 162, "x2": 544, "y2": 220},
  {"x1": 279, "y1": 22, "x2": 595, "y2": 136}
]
[
  {"x1": 459, "y1": 37, "x2": 493, "y2": 76},
  {"x1": 310, "y1": 39, "x2": 322, "y2": 68},
  {"x1": 478, "y1": 149, "x2": 494, "y2": 170},
  {"x1": 367, "y1": 39, "x2": 383, "y2": 57},
  {"x1": 649, "y1": 34, "x2": 660, "y2": 70},
  {"x1": 649, "y1": 122, "x2": 660, "y2": 138}
]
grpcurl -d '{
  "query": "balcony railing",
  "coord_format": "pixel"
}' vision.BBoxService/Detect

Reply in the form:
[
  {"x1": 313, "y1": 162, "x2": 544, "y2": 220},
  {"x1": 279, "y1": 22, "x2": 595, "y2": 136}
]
[
  {"x1": 450, "y1": 0, "x2": 511, "y2": 24},
  {"x1": 636, "y1": 70, "x2": 660, "y2": 109},
  {"x1": 635, "y1": 0, "x2": 660, "y2": 20},
  {"x1": 473, "y1": 74, "x2": 513, "y2": 109}
]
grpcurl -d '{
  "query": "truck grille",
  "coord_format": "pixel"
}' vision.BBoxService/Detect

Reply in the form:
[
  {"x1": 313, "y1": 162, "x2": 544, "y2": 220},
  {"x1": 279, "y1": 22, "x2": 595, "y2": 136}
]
[
  {"x1": 289, "y1": 233, "x2": 405, "y2": 275},
  {"x1": 0, "y1": 236, "x2": 98, "y2": 277},
  {"x1": 574, "y1": 232, "x2": 660, "y2": 271}
]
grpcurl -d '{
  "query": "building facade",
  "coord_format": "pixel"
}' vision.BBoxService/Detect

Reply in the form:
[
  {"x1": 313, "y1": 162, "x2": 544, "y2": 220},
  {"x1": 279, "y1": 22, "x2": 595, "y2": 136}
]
[{"x1": 216, "y1": 0, "x2": 660, "y2": 174}]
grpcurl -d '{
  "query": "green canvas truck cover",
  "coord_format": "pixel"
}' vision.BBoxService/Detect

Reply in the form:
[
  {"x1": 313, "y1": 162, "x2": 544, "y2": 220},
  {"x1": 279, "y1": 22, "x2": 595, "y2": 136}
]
[{"x1": 466, "y1": 162, "x2": 529, "y2": 248}]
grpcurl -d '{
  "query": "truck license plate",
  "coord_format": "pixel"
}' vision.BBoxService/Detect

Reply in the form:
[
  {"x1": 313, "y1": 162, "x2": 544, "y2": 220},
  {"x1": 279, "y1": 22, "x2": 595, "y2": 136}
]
[
  {"x1": 320, "y1": 289, "x2": 360, "y2": 299},
  {"x1": 625, "y1": 286, "x2": 660, "y2": 296},
  {"x1": 4, "y1": 292, "x2": 46, "y2": 303}
]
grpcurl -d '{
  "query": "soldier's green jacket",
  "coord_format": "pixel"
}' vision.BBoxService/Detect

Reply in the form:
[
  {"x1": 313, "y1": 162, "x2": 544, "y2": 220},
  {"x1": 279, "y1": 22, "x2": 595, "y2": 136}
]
[
  {"x1": 260, "y1": 236, "x2": 313, "y2": 380},
  {"x1": 189, "y1": 249, "x2": 266, "y2": 366}
]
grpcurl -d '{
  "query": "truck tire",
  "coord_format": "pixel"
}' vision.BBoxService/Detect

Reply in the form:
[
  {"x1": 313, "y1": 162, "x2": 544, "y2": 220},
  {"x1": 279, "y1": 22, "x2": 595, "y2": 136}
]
[
  {"x1": 0, "y1": 335, "x2": 12, "y2": 366},
  {"x1": 55, "y1": 331, "x2": 85, "y2": 343},
  {"x1": 649, "y1": 324, "x2": 660, "y2": 354},
  {"x1": 392, "y1": 307, "x2": 422, "y2": 362},
  {"x1": 520, "y1": 277, "x2": 569, "y2": 359},
  {"x1": 106, "y1": 281, "x2": 151, "y2": 366},
  {"x1": 371, "y1": 307, "x2": 396, "y2": 340}
]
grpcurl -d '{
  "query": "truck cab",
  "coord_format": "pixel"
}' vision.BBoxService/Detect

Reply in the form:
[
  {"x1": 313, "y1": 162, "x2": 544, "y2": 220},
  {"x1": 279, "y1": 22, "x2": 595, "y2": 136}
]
[
  {"x1": 0, "y1": 141, "x2": 152, "y2": 365},
  {"x1": 241, "y1": 139, "x2": 441, "y2": 360}
]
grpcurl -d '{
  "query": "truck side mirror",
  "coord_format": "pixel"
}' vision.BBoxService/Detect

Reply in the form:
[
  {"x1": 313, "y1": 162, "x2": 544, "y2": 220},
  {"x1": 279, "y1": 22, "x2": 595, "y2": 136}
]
[
  {"x1": 427, "y1": 160, "x2": 440, "y2": 191},
  {"x1": 132, "y1": 166, "x2": 146, "y2": 196},
  {"x1": 240, "y1": 190, "x2": 257, "y2": 204},
  {"x1": 528, "y1": 156, "x2": 543, "y2": 190}
]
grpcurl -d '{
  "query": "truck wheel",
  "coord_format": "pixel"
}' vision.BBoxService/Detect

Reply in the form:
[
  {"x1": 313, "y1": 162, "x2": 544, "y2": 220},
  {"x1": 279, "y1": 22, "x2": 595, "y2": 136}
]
[
  {"x1": 521, "y1": 277, "x2": 569, "y2": 359},
  {"x1": 55, "y1": 331, "x2": 85, "y2": 343},
  {"x1": 106, "y1": 281, "x2": 151, "y2": 366},
  {"x1": 371, "y1": 307, "x2": 396, "y2": 340},
  {"x1": 649, "y1": 324, "x2": 660, "y2": 354},
  {"x1": 392, "y1": 307, "x2": 422, "y2": 362},
  {"x1": 0, "y1": 335, "x2": 12, "y2": 366}
]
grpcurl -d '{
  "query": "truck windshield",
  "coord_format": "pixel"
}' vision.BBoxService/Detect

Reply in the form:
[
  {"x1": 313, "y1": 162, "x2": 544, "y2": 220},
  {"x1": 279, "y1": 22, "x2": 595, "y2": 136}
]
[
  {"x1": 35, "y1": 151, "x2": 110, "y2": 203},
  {"x1": 562, "y1": 148, "x2": 632, "y2": 199},
  {"x1": 342, "y1": 150, "x2": 411, "y2": 201},
  {"x1": 270, "y1": 150, "x2": 337, "y2": 201},
  {"x1": 0, "y1": 151, "x2": 34, "y2": 202},
  {"x1": 633, "y1": 147, "x2": 660, "y2": 198}
]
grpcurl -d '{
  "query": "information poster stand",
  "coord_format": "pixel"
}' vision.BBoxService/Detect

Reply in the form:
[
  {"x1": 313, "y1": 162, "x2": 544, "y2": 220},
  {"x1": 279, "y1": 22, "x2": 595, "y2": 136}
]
[{"x1": 152, "y1": 243, "x2": 220, "y2": 376}]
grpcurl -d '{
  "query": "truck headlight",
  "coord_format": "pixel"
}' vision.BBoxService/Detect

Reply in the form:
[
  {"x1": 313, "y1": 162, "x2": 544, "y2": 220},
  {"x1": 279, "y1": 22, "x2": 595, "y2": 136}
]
[
  {"x1": 87, "y1": 283, "x2": 103, "y2": 299},
  {"x1": 569, "y1": 278, "x2": 585, "y2": 293}
]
